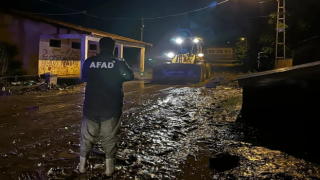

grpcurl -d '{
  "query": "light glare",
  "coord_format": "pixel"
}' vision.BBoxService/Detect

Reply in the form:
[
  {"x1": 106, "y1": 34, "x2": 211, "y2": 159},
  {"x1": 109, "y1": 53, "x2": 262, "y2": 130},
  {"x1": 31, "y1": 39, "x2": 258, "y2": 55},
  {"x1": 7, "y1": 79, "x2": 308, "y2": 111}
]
[
  {"x1": 167, "y1": 52, "x2": 175, "y2": 58},
  {"x1": 176, "y1": 38, "x2": 183, "y2": 44}
]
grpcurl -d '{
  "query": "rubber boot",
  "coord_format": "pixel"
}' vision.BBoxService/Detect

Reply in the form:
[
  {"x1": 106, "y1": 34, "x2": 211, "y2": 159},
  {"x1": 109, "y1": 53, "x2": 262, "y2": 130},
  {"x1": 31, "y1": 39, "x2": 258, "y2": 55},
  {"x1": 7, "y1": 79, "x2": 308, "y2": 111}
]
[
  {"x1": 78, "y1": 156, "x2": 88, "y2": 173},
  {"x1": 105, "y1": 158, "x2": 116, "y2": 176}
]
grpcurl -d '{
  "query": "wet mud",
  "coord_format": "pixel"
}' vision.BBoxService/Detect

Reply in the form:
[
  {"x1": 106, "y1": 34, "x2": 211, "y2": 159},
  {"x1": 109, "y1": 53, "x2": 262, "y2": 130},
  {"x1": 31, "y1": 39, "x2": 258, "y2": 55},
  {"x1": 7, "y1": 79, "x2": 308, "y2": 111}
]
[{"x1": 0, "y1": 81, "x2": 320, "y2": 179}]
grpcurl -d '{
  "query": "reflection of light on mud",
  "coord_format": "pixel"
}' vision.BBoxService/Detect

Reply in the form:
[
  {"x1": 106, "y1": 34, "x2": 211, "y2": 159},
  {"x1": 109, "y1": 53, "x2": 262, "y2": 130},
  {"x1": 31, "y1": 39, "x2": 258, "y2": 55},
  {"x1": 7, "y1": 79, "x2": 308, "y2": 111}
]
[
  {"x1": 80, "y1": 86, "x2": 86, "y2": 93},
  {"x1": 163, "y1": 96, "x2": 172, "y2": 103},
  {"x1": 140, "y1": 81, "x2": 145, "y2": 88}
]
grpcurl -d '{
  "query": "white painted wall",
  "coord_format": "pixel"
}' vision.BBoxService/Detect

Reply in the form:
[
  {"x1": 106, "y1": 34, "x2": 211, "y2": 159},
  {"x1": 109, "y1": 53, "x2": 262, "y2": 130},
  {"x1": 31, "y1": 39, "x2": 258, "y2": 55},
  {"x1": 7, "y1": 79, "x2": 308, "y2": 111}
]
[
  {"x1": 38, "y1": 39, "x2": 100, "y2": 75},
  {"x1": 39, "y1": 39, "x2": 99, "y2": 61}
]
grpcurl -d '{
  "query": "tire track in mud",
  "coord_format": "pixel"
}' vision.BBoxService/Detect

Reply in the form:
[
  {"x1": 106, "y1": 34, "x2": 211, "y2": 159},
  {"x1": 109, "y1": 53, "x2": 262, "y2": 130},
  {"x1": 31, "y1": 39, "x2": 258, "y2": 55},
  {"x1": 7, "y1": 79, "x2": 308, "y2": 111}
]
[{"x1": 0, "y1": 84, "x2": 179, "y2": 180}]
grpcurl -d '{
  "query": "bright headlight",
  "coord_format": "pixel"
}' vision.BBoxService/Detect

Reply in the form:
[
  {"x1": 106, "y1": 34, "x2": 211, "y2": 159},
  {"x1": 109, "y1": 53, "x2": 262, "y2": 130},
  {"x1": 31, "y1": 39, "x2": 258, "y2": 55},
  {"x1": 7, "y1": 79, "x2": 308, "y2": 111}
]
[
  {"x1": 175, "y1": 38, "x2": 183, "y2": 44},
  {"x1": 167, "y1": 52, "x2": 175, "y2": 58}
]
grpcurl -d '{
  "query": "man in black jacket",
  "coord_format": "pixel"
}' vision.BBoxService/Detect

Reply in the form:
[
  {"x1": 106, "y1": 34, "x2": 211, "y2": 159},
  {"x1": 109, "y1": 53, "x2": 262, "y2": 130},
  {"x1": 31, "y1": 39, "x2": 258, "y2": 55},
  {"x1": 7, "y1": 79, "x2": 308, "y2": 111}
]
[{"x1": 78, "y1": 37, "x2": 134, "y2": 177}]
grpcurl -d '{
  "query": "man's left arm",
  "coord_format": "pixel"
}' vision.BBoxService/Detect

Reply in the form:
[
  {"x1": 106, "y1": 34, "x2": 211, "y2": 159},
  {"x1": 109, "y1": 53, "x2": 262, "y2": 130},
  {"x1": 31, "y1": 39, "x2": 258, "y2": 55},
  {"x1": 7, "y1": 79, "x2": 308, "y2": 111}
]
[{"x1": 117, "y1": 59, "x2": 134, "y2": 82}]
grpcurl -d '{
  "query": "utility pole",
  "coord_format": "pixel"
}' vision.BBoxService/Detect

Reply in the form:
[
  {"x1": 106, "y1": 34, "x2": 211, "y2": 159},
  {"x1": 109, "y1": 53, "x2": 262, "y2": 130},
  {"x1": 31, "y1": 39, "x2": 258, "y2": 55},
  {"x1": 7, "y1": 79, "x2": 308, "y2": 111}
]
[
  {"x1": 140, "y1": 18, "x2": 144, "y2": 41},
  {"x1": 275, "y1": 0, "x2": 286, "y2": 68}
]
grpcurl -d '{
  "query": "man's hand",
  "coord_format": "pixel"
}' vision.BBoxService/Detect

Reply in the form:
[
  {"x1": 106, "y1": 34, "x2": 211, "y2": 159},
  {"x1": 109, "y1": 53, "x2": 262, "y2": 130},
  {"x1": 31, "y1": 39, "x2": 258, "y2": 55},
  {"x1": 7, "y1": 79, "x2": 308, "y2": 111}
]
[
  {"x1": 112, "y1": 58, "x2": 134, "y2": 82},
  {"x1": 113, "y1": 58, "x2": 125, "y2": 62}
]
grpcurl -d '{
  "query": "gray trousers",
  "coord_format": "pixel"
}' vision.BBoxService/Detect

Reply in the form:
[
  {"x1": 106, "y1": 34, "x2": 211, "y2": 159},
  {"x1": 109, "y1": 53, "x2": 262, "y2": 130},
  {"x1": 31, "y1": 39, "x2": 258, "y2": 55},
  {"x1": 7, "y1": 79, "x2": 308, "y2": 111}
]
[{"x1": 80, "y1": 115, "x2": 122, "y2": 159}]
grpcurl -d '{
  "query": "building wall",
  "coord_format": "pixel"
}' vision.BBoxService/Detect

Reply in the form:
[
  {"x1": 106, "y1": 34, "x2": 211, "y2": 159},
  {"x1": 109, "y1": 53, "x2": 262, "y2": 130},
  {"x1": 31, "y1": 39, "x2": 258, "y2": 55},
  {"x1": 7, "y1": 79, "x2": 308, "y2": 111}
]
[
  {"x1": 207, "y1": 47, "x2": 233, "y2": 54},
  {"x1": 0, "y1": 11, "x2": 99, "y2": 76},
  {"x1": 206, "y1": 47, "x2": 236, "y2": 61},
  {"x1": 38, "y1": 39, "x2": 99, "y2": 76}
]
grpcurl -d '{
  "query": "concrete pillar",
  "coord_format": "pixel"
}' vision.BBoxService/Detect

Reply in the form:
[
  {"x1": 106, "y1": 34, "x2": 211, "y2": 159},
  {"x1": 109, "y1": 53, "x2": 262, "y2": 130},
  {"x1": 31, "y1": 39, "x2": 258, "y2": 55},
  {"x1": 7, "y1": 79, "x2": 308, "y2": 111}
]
[
  {"x1": 81, "y1": 34, "x2": 88, "y2": 76},
  {"x1": 118, "y1": 44, "x2": 123, "y2": 58},
  {"x1": 140, "y1": 48, "x2": 145, "y2": 72}
]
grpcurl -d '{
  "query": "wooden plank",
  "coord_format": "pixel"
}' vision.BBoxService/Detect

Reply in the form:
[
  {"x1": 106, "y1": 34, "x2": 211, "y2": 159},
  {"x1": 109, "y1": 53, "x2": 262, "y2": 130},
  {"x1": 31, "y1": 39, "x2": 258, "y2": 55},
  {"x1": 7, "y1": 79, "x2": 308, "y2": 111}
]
[
  {"x1": 140, "y1": 48, "x2": 145, "y2": 72},
  {"x1": 116, "y1": 40, "x2": 145, "y2": 49},
  {"x1": 118, "y1": 44, "x2": 123, "y2": 58},
  {"x1": 80, "y1": 34, "x2": 88, "y2": 77},
  {"x1": 40, "y1": 34, "x2": 146, "y2": 48}
]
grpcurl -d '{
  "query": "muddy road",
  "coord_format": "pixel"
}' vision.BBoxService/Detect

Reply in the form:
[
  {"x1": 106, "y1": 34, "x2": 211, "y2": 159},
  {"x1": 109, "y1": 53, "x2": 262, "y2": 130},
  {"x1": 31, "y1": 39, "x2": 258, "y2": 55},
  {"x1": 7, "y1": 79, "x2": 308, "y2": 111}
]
[{"x1": 0, "y1": 80, "x2": 320, "y2": 180}]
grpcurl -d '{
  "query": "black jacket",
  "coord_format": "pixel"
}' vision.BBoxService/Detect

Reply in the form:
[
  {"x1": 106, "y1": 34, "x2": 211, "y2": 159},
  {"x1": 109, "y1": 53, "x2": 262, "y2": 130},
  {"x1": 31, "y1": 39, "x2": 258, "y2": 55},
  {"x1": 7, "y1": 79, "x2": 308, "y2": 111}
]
[{"x1": 81, "y1": 52, "x2": 134, "y2": 122}]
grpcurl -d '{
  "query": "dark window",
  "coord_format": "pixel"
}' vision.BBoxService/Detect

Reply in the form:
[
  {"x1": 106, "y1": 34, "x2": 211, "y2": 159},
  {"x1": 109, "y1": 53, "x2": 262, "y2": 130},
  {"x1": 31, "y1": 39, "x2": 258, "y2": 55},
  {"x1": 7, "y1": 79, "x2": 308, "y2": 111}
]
[
  {"x1": 225, "y1": 50, "x2": 228, "y2": 53},
  {"x1": 50, "y1": 39, "x2": 61, "y2": 48},
  {"x1": 72, "y1": 42, "x2": 81, "y2": 49},
  {"x1": 89, "y1": 44, "x2": 97, "y2": 50}
]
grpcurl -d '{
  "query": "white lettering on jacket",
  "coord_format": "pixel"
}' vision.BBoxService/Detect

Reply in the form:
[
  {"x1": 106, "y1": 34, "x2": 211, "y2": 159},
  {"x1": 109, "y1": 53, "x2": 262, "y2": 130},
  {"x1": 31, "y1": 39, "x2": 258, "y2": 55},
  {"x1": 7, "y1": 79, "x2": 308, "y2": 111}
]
[{"x1": 90, "y1": 62, "x2": 114, "y2": 68}]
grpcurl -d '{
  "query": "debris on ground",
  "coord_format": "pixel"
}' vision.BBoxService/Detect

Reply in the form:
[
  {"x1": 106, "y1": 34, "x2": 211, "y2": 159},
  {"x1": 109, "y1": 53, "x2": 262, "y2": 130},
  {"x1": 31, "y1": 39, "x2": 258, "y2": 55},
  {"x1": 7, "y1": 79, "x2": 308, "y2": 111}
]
[
  {"x1": 205, "y1": 75, "x2": 224, "y2": 88},
  {"x1": 37, "y1": 83, "x2": 49, "y2": 91},
  {"x1": 27, "y1": 106, "x2": 40, "y2": 110},
  {"x1": 0, "y1": 90, "x2": 11, "y2": 96},
  {"x1": 2, "y1": 80, "x2": 76, "y2": 95}
]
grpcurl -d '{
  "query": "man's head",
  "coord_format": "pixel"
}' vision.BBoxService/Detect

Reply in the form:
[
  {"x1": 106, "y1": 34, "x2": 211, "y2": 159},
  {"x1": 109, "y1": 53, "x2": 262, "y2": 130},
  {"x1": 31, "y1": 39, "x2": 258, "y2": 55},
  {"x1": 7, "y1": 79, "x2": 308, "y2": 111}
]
[{"x1": 99, "y1": 37, "x2": 116, "y2": 53}]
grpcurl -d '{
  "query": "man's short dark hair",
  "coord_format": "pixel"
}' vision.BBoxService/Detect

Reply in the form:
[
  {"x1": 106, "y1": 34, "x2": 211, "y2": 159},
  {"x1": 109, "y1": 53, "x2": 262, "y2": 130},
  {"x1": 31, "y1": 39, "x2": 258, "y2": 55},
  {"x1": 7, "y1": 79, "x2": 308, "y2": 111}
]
[{"x1": 99, "y1": 37, "x2": 116, "y2": 50}]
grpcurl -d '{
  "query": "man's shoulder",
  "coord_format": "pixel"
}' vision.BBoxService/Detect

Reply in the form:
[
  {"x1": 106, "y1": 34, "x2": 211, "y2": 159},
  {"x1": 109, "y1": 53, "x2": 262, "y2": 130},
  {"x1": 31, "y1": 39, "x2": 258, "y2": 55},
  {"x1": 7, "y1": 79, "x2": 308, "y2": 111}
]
[{"x1": 85, "y1": 56, "x2": 97, "y2": 61}]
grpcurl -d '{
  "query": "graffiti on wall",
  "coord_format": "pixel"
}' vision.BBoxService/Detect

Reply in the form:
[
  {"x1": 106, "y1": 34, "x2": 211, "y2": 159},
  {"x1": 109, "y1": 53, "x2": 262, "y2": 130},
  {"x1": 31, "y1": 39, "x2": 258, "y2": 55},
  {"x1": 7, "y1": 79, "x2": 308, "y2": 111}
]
[
  {"x1": 39, "y1": 59, "x2": 81, "y2": 75},
  {"x1": 39, "y1": 48, "x2": 98, "y2": 76}
]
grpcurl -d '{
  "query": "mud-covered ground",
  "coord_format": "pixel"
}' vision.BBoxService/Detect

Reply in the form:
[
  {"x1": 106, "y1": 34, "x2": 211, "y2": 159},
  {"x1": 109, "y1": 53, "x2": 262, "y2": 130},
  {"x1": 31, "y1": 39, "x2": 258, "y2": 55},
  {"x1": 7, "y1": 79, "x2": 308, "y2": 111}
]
[{"x1": 1, "y1": 80, "x2": 320, "y2": 180}]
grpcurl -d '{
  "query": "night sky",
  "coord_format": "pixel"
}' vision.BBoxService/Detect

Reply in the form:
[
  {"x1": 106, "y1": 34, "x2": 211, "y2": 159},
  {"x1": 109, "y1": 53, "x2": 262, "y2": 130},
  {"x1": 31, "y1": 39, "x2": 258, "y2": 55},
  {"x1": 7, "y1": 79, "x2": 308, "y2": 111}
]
[{"x1": 2, "y1": 0, "x2": 320, "y2": 66}]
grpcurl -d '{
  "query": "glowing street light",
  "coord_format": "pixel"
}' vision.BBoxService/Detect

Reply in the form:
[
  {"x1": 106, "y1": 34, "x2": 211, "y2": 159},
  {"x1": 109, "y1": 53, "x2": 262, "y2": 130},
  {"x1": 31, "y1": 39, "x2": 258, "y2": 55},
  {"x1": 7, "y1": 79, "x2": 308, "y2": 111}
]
[
  {"x1": 167, "y1": 52, "x2": 175, "y2": 58},
  {"x1": 198, "y1": 53, "x2": 204, "y2": 57},
  {"x1": 193, "y1": 38, "x2": 199, "y2": 43},
  {"x1": 175, "y1": 38, "x2": 183, "y2": 44},
  {"x1": 240, "y1": 37, "x2": 248, "y2": 46}
]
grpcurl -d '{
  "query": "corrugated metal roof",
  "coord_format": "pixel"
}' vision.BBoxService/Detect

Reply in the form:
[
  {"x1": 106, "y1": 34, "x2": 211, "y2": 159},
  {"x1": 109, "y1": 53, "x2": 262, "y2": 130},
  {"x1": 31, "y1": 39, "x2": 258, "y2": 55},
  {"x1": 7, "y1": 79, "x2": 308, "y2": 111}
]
[{"x1": 10, "y1": 10, "x2": 153, "y2": 47}]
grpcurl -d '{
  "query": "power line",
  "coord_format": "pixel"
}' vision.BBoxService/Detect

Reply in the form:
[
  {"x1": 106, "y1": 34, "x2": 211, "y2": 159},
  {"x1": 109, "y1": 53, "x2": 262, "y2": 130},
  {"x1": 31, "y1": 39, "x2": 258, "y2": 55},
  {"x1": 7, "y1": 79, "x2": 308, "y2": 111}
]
[
  {"x1": 229, "y1": 15, "x2": 270, "y2": 19},
  {"x1": 143, "y1": 0, "x2": 230, "y2": 20},
  {"x1": 39, "y1": 0, "x2": 84, "y2": 14},
  {"x1": 11, "y1": 10, "x2": 83, "y2": 16},
  {"x1": 38, "y1": 0, "x2": 230, "y2": 20},
  {"x1": 253, "y1": 0, "x2": 275, "y2": 4}
]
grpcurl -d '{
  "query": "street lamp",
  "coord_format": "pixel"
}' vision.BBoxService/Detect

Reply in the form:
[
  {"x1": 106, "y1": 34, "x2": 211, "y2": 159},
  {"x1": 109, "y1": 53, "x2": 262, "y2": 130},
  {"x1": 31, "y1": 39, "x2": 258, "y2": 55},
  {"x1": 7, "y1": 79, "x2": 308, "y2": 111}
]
[
  {"x1": 198, "y1": 53, "x2": 204, "y2": 57},
  {"x1": 193, "y1": 38, "x2": 199, "y2": 43},
  {"x1": 240, "y1": 37, "x2": 247, "y2": 46}
]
